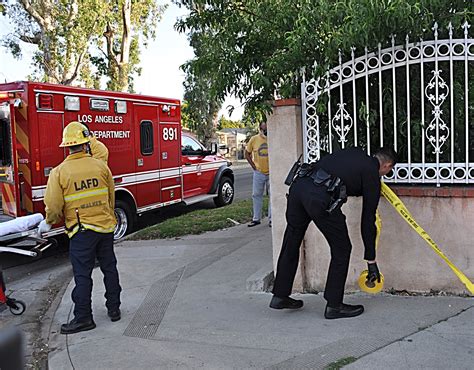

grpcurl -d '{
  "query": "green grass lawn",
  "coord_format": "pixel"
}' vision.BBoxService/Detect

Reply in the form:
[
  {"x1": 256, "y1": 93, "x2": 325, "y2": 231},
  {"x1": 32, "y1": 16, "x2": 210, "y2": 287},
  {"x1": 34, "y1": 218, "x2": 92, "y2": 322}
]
[{"x1": 129, "y1": 197, "x2": 269, "y2": 240}]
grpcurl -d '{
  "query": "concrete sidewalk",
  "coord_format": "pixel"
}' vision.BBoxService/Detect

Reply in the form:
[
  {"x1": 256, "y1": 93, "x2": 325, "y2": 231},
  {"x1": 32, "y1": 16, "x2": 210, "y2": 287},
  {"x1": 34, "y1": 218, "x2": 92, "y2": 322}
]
[{"x1": 48, "y1": 222, "x2": 474, "y2": 369}]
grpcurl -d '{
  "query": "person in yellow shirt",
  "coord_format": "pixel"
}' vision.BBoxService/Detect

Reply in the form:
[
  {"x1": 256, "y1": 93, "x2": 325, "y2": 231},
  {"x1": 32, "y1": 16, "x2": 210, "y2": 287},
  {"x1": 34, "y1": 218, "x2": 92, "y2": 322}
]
[
  {"x1": 38, "y1": 121, "x2": 121, "y2": 334},
  {"x1": 245, "y1": 122, "x2": 271, "y2": 227}
]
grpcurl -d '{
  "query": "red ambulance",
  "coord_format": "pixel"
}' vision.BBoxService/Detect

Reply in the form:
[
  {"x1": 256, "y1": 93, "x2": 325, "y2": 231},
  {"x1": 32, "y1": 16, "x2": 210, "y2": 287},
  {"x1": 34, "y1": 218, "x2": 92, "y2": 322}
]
[{"x1": 0, "y1": 82, "x2": 234, "y2": 239}]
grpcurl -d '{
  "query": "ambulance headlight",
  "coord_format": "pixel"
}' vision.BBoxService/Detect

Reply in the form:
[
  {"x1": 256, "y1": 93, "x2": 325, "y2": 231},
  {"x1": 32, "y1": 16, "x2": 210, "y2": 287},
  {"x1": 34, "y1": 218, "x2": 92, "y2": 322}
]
[{"x1": 65, "y1": 96, "x2": 80, "y2": 111}]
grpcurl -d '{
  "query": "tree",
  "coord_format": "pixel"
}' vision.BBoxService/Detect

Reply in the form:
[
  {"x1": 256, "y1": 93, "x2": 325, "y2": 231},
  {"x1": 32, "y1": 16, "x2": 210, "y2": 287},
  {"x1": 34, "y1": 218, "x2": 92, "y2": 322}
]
[
  {"x1": 2, "y1": 0, "x2": 106, "y2": 85},
  {"x1": 2, "y1": 0, "x2": 167, "y2": 91},
  {"x1": 93, "y1": 0, "x2": 167, "y2": 92},
  {"x1": 175, "y1": 0, "x2": 473, "y2": 113},
  {"x1": 182, "y1": 65, "x2": 222, "y2": 145},
  {"x1": 217, "y1": 116, "x2": 244, "y2": 130},
  {"x1": 180, "y1": 5, "x2": 224, "y2": 144}
]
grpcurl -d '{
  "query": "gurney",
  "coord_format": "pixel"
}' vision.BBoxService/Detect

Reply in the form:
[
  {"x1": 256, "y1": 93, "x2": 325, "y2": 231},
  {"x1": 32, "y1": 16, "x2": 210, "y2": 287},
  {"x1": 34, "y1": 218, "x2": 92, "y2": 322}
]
[{"x1": 0, "y1": 213, "x2": 56, "y2": 258}]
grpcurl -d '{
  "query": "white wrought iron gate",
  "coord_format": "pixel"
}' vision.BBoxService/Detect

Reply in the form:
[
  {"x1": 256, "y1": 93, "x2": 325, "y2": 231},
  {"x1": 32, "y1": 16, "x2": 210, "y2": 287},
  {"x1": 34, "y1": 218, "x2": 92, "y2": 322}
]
[{"x1": 302, "y1": 22, "x2": 474, "y2": 185}]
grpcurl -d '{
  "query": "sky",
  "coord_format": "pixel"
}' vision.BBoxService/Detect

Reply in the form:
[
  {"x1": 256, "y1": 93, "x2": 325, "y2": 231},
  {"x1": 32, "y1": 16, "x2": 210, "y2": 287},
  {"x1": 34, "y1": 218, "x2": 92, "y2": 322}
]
[{"x1": 0, "y1": 2, "x2": 243, "y2": 120}]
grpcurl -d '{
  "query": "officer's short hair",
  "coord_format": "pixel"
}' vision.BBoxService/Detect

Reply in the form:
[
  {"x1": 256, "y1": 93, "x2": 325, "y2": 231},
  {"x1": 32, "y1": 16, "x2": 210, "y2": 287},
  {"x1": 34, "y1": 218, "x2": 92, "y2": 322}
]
[
  {"x1": 374, "y1": 147, "x2": 398, "y2": 165},
  {"x1": 69, "y1": 143, "x2": 85, "y2": 153}
]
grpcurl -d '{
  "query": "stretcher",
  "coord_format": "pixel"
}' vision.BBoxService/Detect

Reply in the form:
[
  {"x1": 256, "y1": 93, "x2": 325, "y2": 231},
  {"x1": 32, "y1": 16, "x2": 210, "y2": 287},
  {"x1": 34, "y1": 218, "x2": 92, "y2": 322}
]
[
  {"x1": 0, "y1": 229, "x2": 56, "y2": 258},
  {"x1": 0, "y1": 219, "x2": 57, "y2": 315},
  {"x1": 0, "y1": 213, "x2": 56, "y2": 258}
]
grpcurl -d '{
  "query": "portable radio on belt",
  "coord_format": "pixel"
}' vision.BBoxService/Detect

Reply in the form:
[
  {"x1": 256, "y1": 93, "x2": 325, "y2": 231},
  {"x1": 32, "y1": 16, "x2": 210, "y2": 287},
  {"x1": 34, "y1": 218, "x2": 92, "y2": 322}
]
[
  {"x1": 284, "y1": 154, "x2": 303, "y2": 186},
  {"x1": 76, "y1": 209, "x2": 84, "y2": 231}
]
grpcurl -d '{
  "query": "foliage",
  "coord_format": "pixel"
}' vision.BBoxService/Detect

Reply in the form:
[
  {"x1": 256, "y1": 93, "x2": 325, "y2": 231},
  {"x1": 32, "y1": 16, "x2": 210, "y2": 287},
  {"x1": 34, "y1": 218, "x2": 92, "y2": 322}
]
[
  {"x1": 180, "y1": 101, "x2": 193, "y2": 130},
  {"x1": 175, "y1": 0, "x2": 473, "y2": 112},
  {"x1": 217, "y1": 115, "x2": 245, "y2": 130},
  {"x1": 182, "y1": 60, "x2": 222, "y2": 145},
  {"x1": 93, "y1": 0, "x2": 167, "y2": 92},
  {"x1": 129, "y1": 197, "x2": 269, "y2": 240},
  {"x1": 1, "y1": 0, "x2": 167, "y2": 91},
  {"x1": 1, "y1": 0, "x2": 106, "y2": 85}
]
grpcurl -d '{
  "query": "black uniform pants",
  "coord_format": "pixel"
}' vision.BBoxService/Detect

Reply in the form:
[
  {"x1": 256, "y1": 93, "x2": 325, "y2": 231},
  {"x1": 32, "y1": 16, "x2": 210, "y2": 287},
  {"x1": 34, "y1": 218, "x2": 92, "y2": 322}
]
[
  {"x1": 272, "y1": 176, "x2": 352, "y2": 306},
  {"x1": 69, "y1": 230, "x2": 121, "y2": 321}
]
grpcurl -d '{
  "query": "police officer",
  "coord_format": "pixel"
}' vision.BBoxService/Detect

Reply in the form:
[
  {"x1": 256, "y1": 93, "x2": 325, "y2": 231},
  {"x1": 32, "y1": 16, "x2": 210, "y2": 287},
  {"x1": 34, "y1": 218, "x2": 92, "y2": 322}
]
[
  {"x1": 38, "y1": 121, "x2": 121, "y2": 334},
  {"x1": 269, "y1": 147, "x2": 397, "y2": 319}
]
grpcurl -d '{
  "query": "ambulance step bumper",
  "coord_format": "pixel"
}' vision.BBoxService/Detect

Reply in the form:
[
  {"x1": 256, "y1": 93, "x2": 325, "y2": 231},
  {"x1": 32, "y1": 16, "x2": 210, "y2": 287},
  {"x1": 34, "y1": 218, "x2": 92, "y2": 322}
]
[{"x1": 182, "y1": 194, "x2": 216, "y2": 206}]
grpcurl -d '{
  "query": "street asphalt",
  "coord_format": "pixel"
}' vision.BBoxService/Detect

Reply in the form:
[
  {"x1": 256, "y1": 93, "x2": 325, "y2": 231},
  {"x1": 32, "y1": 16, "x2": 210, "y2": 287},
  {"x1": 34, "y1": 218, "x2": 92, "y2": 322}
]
[{"x1": 4, "y1": 218, "x2": 473, "y2": 369}]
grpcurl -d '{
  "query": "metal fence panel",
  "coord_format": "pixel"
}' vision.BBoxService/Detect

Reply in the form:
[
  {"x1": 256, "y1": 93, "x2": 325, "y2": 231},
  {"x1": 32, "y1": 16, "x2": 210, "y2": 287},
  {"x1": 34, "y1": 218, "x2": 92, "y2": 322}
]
[{"x1": 302, "y1": 22, "x2": 474, "y2": 185}]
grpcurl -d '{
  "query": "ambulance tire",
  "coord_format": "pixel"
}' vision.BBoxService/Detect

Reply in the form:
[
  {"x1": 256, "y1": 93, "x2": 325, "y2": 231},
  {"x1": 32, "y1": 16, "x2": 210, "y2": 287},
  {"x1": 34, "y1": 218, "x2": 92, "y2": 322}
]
[
  {"x1": 114, "y1": 200, "x2": 134, "y2": 240},
  {"x1": 213, "y1": 176, "x2": 234, "y2": 207}
]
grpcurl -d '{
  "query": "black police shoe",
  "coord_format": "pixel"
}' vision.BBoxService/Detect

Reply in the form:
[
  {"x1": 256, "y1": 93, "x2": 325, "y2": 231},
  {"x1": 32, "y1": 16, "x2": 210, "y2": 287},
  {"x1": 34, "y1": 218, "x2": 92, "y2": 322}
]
[
  {"x1": 324, "y1": 303, "x2": 364, "y2": 319},
  {"x1": 60, "y1": 318, "x2": 96, "y2": 334},
  {"x1": 108, "y1": 309, "x2": 121, "y2": 322},
  {"x1": 269, "y1": 295, "x2": 304, "y2": 309}
]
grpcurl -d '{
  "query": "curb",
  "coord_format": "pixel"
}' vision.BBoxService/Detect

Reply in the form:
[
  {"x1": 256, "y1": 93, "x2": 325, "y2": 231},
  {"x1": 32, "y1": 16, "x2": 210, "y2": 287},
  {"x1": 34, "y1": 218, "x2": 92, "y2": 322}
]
[
  {"x1": 38, "y1": 266, "x2": 73, "y2": 369},
  {"x1": 246, "y1": 263, "x2": 274, "y2": 292}
]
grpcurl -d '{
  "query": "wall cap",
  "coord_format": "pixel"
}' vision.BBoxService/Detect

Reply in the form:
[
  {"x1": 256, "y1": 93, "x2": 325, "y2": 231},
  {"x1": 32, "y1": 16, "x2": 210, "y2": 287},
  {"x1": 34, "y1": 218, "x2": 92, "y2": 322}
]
[
  {"x1": 272, "y1": 98, "x2": 301, "y2": 107},
  {"x1": 389, "y1": 185, "x2": 474, "y2": 198}
]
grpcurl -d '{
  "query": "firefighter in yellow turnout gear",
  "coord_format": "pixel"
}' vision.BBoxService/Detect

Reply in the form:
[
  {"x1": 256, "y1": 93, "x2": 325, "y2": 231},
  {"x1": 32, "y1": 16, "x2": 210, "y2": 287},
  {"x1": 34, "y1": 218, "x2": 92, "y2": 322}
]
[
  {"x1": 81, "y1": 122, "x2": 109, "y2": 163},
  {"x1": 39, "y1": 121, "x2": 121, "y2": 335},
  {"x1": 89, "y1": 135, "x2": 109, "y2": 163}
]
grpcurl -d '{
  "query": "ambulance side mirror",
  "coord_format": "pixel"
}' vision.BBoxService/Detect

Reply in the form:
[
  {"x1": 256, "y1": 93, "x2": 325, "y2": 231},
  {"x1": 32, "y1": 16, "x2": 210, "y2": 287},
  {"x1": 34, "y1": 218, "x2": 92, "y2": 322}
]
[{"x1": 202, "y1": 142, "x2": 218, "y2": 156}]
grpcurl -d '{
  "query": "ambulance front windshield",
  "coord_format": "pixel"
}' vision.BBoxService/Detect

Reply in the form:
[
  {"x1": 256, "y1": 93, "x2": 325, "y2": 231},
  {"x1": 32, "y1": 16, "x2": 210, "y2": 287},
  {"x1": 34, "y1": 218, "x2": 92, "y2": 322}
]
[{"x1": 0, "y1": 104, "x2": 12, "y2": 167}]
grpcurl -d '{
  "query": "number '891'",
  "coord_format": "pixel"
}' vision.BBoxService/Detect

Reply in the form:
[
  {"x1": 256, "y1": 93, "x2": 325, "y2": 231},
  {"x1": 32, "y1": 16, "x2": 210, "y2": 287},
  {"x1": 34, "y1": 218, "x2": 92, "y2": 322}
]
[{"x1": 163, "y1": 127, "x2": 178, "y2": 141}]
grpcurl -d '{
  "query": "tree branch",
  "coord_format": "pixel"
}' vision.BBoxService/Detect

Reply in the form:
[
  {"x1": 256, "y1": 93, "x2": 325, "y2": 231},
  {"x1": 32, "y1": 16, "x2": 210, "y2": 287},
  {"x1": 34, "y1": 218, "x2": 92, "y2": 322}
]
[
  {"x1": 18, "y1": 32, "x2": 41, "y2": 45},
  {"x1": 66, "y1": 0, "x2": 79, "y2": 28},
  {"x1": 120, "y1": 0, "x2": 132, "y2": 65},
  {"x1": 20, "y1": 0, "x2": 47, "y2": 29},
  {"x1": 62, "y1": 15, "x2": 100, "y2": 85},
  {"x1": 104, "y1": 22, "x2": 119, "y2": 67},
  {"x1": 62, "y1": 48, "x2": 87, "y2": 85},
  {"x1": 43, "y1": 59, "x2": 61, "y2": 84}
]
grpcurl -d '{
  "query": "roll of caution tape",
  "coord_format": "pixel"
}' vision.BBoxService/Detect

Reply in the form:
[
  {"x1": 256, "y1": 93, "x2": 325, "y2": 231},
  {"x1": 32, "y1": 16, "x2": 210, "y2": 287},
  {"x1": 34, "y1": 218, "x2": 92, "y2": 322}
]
[
  {"x1": 380, "y1": 181, "x2": 474, "y2": 295},
  {"x1": 358, "y1": 270, "x2": 384, "y2": 294}
]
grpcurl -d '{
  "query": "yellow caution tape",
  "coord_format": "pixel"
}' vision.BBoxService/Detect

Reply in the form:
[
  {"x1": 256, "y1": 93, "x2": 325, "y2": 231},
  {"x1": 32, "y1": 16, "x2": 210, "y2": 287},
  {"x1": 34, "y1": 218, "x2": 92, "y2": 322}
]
[
  {"x1": 375, "y1": 209, "x2": 382, "y2": 249},
  {"x1": 381, "y1": 181, "x2": 474, "y2": 295},
  {"x1": 358, "y1": 270, "x2": 384, "y2": 293}
]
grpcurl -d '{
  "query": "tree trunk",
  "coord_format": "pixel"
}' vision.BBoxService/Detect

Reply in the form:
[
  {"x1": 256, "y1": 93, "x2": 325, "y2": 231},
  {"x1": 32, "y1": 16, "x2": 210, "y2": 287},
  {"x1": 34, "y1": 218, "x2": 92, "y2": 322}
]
[
  {"x1": 104, "y1": 22, "x2": 119, "y2": 91},
  {"x1": 41, "y1": 32, "x2": 60, "y2": 83},
  {"x1": 116, "y1": 0, "x2": 132, "y2": 92}
]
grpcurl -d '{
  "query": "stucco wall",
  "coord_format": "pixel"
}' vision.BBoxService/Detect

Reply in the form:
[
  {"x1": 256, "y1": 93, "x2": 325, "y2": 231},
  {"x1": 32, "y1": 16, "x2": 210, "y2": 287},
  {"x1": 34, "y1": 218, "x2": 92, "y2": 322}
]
[{"x1": 267, "y1": 99, "x2": 474, "y2": 295}]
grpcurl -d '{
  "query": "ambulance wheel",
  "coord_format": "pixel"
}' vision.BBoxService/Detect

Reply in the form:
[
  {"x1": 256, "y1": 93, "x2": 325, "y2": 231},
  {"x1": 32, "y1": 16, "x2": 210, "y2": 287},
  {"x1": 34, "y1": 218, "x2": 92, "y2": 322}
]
[
  {"x1": 114, "y1": 200, "x2": 134, "y2": 240},
  {"x1": 213, "y1": 176, "x2": 234, "y2": 207}
]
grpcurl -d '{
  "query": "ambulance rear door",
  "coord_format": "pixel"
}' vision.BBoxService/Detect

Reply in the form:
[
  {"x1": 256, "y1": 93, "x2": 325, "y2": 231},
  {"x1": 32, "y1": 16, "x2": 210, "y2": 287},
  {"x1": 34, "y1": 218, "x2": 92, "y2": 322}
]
[{"x1": 0, "y1": 102, "x2": 19, "y2": 216}]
